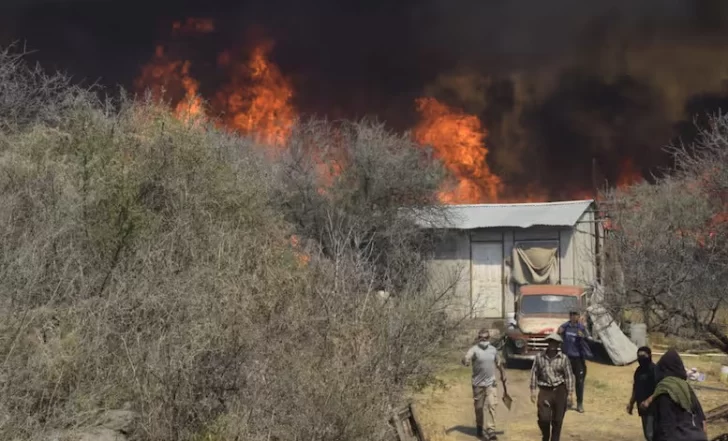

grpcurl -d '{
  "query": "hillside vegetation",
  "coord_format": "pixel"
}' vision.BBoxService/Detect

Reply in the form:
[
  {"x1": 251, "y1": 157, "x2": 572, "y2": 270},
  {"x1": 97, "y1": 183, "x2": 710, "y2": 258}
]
[{"x1": 0, "y1": 48, "x2": 458, "y2": 441}]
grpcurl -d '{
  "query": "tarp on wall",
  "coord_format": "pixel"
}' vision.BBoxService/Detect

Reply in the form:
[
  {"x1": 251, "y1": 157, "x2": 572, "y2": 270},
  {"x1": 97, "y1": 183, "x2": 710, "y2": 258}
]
[{"x1": 511, "y1": 243, "x2": 558, "y2": 285}]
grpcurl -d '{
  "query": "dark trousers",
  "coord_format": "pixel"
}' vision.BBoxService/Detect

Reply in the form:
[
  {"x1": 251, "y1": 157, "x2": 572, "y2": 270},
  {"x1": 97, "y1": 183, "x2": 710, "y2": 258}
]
[
  {"x1": 537, "y1": 384, "x2": 568, "y2": 441},
  {"x1": 640, "y1": 414, "x2": 654, "y2": 441},
  {"x1": 569, "y1": 357, "x2": 586, "y2": 406}
]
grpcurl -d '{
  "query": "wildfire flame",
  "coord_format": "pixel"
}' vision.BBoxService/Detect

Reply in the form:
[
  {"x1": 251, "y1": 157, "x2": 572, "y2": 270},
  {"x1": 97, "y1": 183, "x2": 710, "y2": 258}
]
[
  {"x1": 616, "y1": 158, "x2": 643, "y2": 188},
  {"x1": 136, "y1": 19, "x2": 649, "y2": 205},
  {"x1": 215, "y1": 41, "x2": 296, "y2": 146},
  {"x1": 134, "y1": 45, "x2": 205, "y2": 120},
  {"x1": 136, "y1": 20, "x2": 295, "y2": 144},
  {"x1": 413, "y1": 97, "x2": 502, "y2": 203}
]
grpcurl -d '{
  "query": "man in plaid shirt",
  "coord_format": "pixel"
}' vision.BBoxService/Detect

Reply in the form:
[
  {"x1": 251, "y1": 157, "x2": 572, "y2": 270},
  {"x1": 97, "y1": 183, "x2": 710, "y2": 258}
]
[{"x1": 529, "y1": 333, "x2": 576, "y2": 441}]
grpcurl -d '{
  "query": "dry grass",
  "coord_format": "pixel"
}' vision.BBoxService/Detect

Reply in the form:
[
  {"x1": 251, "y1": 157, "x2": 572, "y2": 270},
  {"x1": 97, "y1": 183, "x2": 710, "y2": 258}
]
[{"x1": 416, "y1": 357, "x2": 728, "y2": 441}]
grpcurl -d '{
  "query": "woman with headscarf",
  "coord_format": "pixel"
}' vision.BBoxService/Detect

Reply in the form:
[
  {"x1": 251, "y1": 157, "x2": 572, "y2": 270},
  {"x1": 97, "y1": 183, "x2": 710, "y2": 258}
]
[{"x1": 644, "y1": 349, "x2": 708, "y2": 441}]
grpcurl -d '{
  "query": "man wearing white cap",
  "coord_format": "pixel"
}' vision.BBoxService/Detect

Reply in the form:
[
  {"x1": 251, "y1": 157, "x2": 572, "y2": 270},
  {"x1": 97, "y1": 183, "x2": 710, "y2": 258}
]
[
  {"x1": 462, "y1": 328, "x2": 507, "y2": 440},
  {"x1": 529, "y1": 333, "x2": 576, "y2": 441}
]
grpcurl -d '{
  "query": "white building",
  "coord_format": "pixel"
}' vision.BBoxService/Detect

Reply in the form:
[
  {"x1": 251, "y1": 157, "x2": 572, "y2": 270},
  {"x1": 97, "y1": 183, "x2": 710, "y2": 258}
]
[{"x1": 420, "y1": 200, "x2": 601, "y2": 319}]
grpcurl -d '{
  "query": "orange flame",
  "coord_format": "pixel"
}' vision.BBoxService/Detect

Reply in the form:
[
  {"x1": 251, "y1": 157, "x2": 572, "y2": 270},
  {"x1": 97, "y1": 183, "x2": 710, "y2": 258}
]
[
  {"x1": 136, "y1": 19, "x2": 649, "y2": 204},
  {"x1": 135, "y1": 45, "x2": 204, "y2": 120},
  {"x1": 136, "y1": 20, "x2": 295, "y2": 141},
  {"x1": 616, "y1": 158, "x2": 643, "y2": 188},
  {"x1": 215, "y1": 41, "x2": 296, "y2": 146},
  {"x1": 413, "y1": 97, "x2": 502, "y2": 203},
  {"x1": 289, "y1": 235, "x2": 311, "y2": 266}
]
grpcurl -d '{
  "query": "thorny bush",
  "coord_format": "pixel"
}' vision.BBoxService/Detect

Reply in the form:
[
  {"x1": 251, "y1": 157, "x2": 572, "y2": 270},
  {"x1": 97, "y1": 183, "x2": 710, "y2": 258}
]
[{"x1": 0, "y1": 49, "x2": 459, "y2": 441}]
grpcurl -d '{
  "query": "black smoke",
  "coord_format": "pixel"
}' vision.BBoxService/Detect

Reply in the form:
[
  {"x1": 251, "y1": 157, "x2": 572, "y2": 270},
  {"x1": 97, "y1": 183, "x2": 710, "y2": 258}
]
[{"x1": 3, "y1": 0, "x2": 728, "y2": 199}]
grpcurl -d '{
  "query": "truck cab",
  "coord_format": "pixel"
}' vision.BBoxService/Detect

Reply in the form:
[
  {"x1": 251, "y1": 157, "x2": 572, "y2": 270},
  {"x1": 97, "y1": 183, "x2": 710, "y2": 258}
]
[{"x1": 502, "y1": 285, "x2": 586, "y2": 363}]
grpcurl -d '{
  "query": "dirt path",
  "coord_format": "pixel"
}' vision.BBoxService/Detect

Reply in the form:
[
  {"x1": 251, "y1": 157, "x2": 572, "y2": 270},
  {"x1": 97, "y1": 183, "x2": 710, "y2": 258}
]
[
  {"x1": 416, "y1": 360, "x2": 728, "y2": 441},
  {"x1": 417, "y1": 366, "x2": 573, "y2": 441}
]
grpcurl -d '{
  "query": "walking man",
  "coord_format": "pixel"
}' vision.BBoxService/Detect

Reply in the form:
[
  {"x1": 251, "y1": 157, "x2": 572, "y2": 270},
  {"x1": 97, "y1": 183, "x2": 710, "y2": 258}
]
[
  {"x1": 627, "y1": 346, "x2": 659, "y2": 441},
  {"x1": 462, "y1": 328, "x2": 507, "y2": 440},
  {"x1": 558, "y1": 310, "x2": 593, "y2": 412},
  {"x1": 530, "y1": 333, "x2": 576, "y2": 441}
]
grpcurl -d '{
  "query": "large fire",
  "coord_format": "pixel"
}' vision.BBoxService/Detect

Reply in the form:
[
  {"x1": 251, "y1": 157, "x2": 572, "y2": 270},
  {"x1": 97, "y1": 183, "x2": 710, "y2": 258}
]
[
  {"x1": 135, "y1": 45, "x2": 204, "y2": 120},
  {"x1": 135, "y1": 18, "x2": 644, "y2": 204},
  {"x1": 214, "y1": 41, "x2": 295, "y2": 146},
  {"x1": 136, "y1": 19, "x2": 295, "y2": 146},
  {"x1": 413, "y1": 97, "x2": 502, "y2": 204}
]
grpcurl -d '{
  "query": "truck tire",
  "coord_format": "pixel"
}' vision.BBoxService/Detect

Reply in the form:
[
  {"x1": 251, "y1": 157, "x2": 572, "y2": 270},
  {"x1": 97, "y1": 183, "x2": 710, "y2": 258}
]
[{"x1": 502, "y1": 342, "x2": 515, "y2": 369}]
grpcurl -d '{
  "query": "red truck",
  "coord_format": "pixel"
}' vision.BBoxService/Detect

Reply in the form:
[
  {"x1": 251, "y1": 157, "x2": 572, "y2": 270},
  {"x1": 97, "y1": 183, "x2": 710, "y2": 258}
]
[{"x1": 502, "y1": 285, "x2": 590, "y2": 363}]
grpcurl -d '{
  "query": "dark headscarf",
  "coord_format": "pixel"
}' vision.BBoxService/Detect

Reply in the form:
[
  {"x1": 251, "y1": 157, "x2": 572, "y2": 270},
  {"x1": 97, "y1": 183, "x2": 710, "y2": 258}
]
[
  {"x1": 656, "y1": 349, "x2": 687, "y2": 380},
  {"x1": 654, "y1": 349, "x2": 693, "y2": 411}
]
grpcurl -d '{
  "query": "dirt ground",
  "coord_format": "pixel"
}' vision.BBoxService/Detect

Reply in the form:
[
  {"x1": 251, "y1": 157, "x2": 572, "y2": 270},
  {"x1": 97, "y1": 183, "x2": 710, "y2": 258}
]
[{"x1": 415, "y1": 355, "x2": 728, "y2": 441}]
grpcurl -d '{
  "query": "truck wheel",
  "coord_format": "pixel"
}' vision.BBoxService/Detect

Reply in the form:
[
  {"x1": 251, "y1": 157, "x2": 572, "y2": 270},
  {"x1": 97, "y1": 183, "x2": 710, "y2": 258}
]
[{"x1": 502, "y1": 344, "x2": 515, "y2": 369}]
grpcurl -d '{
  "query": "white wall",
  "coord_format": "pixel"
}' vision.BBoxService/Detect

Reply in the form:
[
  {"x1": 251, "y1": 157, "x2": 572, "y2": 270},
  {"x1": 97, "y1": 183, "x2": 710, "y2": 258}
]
[{"x1": 428, "y1": 230, "x2": 471, "y2": 318}]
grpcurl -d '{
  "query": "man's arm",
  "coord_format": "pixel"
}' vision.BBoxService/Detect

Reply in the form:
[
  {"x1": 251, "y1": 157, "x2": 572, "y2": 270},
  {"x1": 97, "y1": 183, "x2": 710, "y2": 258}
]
[
  {"x1": 579, "y1": 322, "x2": 593, "y2": 340},
  {"x1": 563, "y1": 356, "x2": 575, "y2": 395},
  {"x1": 529, "y1": 356, "x2": 539, "y2": 392},
  {"x1": 462, "y1": 346, "x2": 475, "y2": 366},
  {"x1": 557, "y1": 323, "x2": 566, "y2": 335},
  {"x1": 653, "y1": 394, "x2": 676, "y2": 441},
  {"x1": 495, "y1": 352, "x2": 507, "y2": 383}
]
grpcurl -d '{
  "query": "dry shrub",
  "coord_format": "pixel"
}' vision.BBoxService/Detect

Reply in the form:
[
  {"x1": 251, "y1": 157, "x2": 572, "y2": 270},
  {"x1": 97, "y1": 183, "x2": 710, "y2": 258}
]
[
  {"x1": 0, "y1": 49, "x2": 458, "y2": 441},
  {"x1": 601, "y1": 113, "x2": 728, "y2": 354}
]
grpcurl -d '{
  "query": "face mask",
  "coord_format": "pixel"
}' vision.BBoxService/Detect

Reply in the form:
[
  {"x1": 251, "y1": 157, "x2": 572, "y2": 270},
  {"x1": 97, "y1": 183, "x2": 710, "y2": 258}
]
[
  {"x1": 638, "y1": 356, "x2": 650, "y2": 366},
  {"x1": 478, "y1": 340, "x2": 490, "y2": 349}
]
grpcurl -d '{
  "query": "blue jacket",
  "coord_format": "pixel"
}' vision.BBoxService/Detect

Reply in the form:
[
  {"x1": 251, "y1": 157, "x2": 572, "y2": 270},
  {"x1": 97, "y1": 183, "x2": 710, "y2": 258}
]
[{"x1": 558, "y1": 321, "x2": 594, "y2": 359}]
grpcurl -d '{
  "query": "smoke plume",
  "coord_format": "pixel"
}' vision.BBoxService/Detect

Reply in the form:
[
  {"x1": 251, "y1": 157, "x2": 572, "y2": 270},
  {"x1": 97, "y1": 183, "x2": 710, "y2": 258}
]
[{"x1": 3, "y1": 0, "x2": 728, "y2": 200}]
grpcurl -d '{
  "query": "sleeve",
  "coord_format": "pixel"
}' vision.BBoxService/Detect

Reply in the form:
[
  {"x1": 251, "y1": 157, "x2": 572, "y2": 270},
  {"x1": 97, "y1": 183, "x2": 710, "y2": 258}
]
[
  {"x1": 529, "y1": 357, "x2": 539, "y2": 392},
  {"x1": 494, "y1": 350, "x2": 504, "y2": 367},
  {"x1": 654, "y1": 394, "x2": 676, "y2": 441},
  {"x1": 462, "y1": 346, "x2": 475, "y2": 366},
  {"x1": 563, "y1": 357, "x2": 575, "y2": 394},
  {"x1": 690, "y1": 388, "x2": 706, "y2": 422},
  {"x1": 557, "y1": 322, "x2": 566, "y2": 334}
]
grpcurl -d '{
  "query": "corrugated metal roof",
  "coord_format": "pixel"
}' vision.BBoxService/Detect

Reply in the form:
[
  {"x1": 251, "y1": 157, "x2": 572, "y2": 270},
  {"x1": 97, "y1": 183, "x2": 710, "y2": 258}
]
[{"x1": 417, "y1": 200, "x2": 594, "y2": 230}]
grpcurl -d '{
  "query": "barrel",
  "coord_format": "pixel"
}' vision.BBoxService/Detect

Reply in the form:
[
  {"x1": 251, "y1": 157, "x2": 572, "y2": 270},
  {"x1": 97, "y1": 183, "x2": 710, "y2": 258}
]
[
  {"x1": 629, "y1": 323, "x2": 648, "y2": 348},
  {"x1": 720, "y1": 365, "x2": 728, "y2": 384}
]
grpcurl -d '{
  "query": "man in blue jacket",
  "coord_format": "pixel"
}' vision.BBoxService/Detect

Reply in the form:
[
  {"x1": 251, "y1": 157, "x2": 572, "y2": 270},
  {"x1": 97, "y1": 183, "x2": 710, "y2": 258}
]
[{"x1": 558, "y1": 310, "x2": 593, "y2": 413}]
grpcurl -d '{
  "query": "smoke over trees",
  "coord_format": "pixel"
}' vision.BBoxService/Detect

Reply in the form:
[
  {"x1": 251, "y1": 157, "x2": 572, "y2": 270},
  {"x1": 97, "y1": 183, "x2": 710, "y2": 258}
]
[
  {"x1": 601, "y1": 114, "x2": 728, "y2": 354},
  {"x1": 2, "y1": 0, "x2": 728, "y2": 197}
]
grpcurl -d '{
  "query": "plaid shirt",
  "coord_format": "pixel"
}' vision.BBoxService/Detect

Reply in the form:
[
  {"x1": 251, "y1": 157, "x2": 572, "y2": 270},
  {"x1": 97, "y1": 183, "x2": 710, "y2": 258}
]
[{"x1": 529, "y1": 351, "x2": 575, "y2": 394}]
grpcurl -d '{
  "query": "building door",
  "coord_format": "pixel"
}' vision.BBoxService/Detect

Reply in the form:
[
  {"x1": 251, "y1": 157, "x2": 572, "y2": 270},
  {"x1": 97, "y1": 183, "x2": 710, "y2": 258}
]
[{"x1": 471, "y1": 242, "x2": 503, "y2": 318}]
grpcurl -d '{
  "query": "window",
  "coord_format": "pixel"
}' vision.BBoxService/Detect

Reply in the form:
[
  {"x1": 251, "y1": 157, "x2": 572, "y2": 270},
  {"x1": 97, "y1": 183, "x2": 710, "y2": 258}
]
[{"x1": 520, "y1": 295, "x2": 579, "y2": 315}]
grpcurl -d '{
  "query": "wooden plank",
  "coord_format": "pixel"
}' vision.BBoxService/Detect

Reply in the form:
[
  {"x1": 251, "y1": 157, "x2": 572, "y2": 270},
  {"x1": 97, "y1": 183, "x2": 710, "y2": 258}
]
[
  {"x1": 391, "y1": 403, "x2": 426, "y2": 441},
  {"x1": 706, "y1": 403, "x2": 728, "y2": 422},
  {"x1": 409, "y1": 404, "x2": 426, "y2": 441}
]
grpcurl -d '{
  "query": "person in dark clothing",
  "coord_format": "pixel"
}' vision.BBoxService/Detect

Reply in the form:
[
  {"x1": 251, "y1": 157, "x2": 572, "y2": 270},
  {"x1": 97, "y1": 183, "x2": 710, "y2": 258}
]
[
  {"x1": 627, "y1": 346, "x2": 659, "y2": 441},
  {"x1": 642, "y1": 349, "x2": 708, "y2": 441},
  {"x1": 557, "y1": 310, "x2": 593, "y2": 413}
]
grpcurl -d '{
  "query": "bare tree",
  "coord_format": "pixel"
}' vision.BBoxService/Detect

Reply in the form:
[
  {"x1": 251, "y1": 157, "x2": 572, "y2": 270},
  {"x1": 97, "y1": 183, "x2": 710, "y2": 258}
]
[{"x1": 601, "y1": 113, "x2": 728, "y2": 353}]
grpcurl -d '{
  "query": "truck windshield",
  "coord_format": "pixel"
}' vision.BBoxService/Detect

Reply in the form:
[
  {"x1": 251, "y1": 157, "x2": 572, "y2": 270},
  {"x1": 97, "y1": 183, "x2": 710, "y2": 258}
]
[{"x1": 520, "y1": 295, "x2": 579, "y2": 315}]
